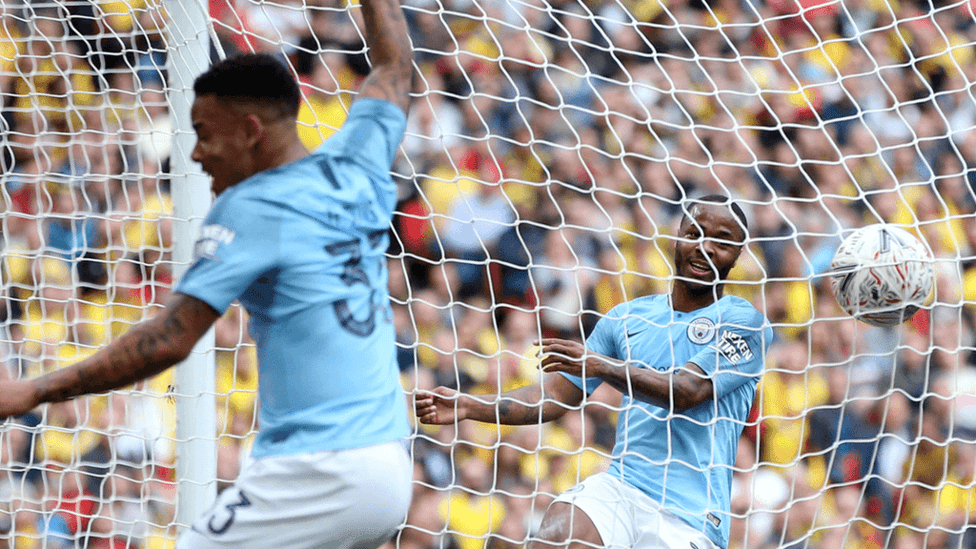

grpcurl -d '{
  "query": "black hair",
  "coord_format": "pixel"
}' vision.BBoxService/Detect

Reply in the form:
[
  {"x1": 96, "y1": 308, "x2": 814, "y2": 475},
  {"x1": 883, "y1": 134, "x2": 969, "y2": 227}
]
[
  {"x1": 193, "y1": 53, "x2": 301, "y2": 118},
  {"x1": 681, "y1": 194, "x2": 749, "y2": 236}
]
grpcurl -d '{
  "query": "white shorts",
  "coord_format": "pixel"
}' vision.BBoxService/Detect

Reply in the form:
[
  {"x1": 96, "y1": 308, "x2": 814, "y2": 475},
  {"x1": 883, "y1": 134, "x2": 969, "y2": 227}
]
[
  {"x1": 552, "y1": 473, "x2": 719, "y2": 549},
  {"x1": 178, "y1": 440, "x2": 412, "y2": 549}
]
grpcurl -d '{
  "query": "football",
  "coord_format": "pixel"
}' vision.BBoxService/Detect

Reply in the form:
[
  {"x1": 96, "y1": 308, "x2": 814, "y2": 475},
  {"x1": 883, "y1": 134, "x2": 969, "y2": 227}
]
[{"x1": 828, "y1": 224, "x2": 934, "y2": 327}]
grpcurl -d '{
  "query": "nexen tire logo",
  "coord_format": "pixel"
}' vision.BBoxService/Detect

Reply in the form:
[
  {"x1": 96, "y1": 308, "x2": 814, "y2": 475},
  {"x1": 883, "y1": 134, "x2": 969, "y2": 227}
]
[
  {"x1": 715, "y1": 330, "x2": 752, "y2": 364},
  {"x1": 194, "y1": 224, "x2": 236, "y2": 260}
]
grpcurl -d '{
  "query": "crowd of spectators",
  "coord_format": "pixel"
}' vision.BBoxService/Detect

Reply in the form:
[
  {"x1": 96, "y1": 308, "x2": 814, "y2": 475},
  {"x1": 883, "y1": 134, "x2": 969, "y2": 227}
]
[{"x1": 1, "y1": 0, "x2": 976, "y2": 548}]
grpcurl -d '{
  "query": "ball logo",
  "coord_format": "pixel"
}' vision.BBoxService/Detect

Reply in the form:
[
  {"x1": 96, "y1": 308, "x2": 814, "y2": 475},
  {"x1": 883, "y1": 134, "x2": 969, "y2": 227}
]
[{"x1": 687, "y1": 317, "x2": 716, "y2": 344}]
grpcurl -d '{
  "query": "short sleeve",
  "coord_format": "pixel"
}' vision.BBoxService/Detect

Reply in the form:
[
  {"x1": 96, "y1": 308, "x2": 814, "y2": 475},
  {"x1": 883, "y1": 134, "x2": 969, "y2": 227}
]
[
  {"x1": 687, "y1": 306, "x2": 769, "y2": 400},
  {"x1": 174, "y1": 193, "x2": 281, "y2": 315},
  {"x1": 558, "y1": 310, "x2": 619, "y2": 396},
  {"x1": 316, "y1": 98, "x2": 407, "y2": 171}
]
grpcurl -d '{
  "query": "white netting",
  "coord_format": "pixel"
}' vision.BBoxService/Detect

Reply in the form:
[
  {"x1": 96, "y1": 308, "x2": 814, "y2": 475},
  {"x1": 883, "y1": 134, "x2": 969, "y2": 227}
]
[{"x1": 1, "y1": 0, "x2": 975, "y2": 548}]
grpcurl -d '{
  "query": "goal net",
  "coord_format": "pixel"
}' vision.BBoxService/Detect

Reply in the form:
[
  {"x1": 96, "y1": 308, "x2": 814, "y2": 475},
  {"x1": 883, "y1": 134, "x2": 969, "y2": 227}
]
[{"x1": 0, "y1": 0, "x2": 974, "y2": 548}]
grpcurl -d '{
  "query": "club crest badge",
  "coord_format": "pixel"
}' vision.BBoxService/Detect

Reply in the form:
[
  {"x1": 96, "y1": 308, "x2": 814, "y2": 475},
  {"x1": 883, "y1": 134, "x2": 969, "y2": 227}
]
[{"x1": 687, "y1": 317, "x2": 716, "y2": 344}]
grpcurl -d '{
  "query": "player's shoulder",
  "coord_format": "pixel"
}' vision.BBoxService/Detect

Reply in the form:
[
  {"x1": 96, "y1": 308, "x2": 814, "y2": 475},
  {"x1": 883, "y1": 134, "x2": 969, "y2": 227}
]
[
  {"x1": 209, "y1": 177, "x2": 308, "y2": 237},
  {"x1": 715, "y1": 295, "x2": 766, "y2": 329},
  {"x1": 208, "y1": 181, "x2": 260, "y2": 221},
  {"x1": 605, "y1": 294, "x2": 669, "y2": 319},
  {"x1": 312, "y1": 98, "x2": 407, "y2": 152},
  {"x1": 230, "y1": 157, "x2": 323, "y2": 203},
  {"x1": 212, "y1": 178, "x2": 268, "y2": 216}
]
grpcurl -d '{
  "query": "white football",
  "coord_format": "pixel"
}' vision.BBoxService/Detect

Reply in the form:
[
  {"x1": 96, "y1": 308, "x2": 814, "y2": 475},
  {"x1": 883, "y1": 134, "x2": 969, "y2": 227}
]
[{"x1": 828, "y1": 224, "x2": 934, "y2": 327}]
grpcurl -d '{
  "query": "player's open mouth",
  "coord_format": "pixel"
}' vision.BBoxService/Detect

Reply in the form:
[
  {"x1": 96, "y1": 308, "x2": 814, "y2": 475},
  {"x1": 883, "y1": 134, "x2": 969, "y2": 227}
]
[{"x1": 688, "y1": 260, "x2": 713, "y2": 277}]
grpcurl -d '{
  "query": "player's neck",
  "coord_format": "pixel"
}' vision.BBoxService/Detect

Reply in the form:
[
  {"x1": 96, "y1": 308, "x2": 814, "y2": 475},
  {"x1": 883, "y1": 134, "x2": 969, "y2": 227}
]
[
  {"x1": 279, "y1": 139, "x2": 311, "y2": 167},
  {"x1": 261, "y1": 128, "x2": 310, "y2": 172},
  {"x1": 670, "y1": 283, "x2": 723, "y2": 313}
]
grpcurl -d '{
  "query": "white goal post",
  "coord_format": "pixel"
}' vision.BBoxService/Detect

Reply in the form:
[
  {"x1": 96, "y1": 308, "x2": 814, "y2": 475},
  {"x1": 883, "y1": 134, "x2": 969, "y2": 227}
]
[
  {"x1": 165, "y1": 0, "x2": 218, "y2": 531},
  {"x1": 0, "y1": 0, "x2": 974, "y2": 548}
]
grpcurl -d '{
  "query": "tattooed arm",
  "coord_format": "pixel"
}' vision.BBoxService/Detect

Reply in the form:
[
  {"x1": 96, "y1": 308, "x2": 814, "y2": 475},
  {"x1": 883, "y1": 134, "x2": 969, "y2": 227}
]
[
  {"x1": 538, "y1": 338, "x2": 713, "y2": 412},
  {"x1": 357, "y1": 0, "x2": 413, "y2": 114},
  {"x1": 0, "y1": 294, "x2": 220, "y2": 418},
  {"x1": 415, "y1": 373, "x2": 584, "y2": 426}
]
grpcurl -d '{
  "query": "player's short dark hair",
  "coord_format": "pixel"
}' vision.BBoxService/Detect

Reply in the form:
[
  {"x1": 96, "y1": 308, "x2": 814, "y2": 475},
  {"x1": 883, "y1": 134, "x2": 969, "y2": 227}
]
[
  {"x1": 681, "y1": 194, "x2": 749, "y2": 237},
  {"x1": 193, "y1": 53, "x2": 301, "y2": 119}
]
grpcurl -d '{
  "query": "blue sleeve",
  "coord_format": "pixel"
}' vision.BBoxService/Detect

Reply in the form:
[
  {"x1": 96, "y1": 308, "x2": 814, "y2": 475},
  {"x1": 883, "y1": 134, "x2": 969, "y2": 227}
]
[
  {"x1": 558, "y1": 310, "x2": 618, "y2": 396},
  {"x1": 316, "y1": 98, "x2": 406, "y2": 170},
  {"x1": 174, "y1": 192, "x2": 281, "y2": 314},
  {"x1": 687, "y1": 305, "x2": 770, "y2": 400}
]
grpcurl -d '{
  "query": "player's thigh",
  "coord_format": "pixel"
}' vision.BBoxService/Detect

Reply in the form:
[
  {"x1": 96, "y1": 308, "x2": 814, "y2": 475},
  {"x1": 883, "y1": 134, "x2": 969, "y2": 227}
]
[
  {"x1": 177, "y1": 440, "x2": 412, "y2": 549},
  {"x1": 543, "y1": 473, "x2": 719, "y2": 549},
  {"x1": 537, "y1": 473, "x2": 635, "y2": 549},
  {"x1": 532, "y1": 501, "x2": 603, "y2": 549}
]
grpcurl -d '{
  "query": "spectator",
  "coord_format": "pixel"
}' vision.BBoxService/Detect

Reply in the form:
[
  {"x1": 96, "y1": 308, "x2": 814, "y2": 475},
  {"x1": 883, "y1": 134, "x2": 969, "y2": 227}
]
[
  {"x1": 294, "y1": 39, "x2": 355, "y2": 151},
  {"x1": 440, "y1": 176, "x2": 516, "y2": 298},
  {"x1": 759, "y1": 340, "x2": 829, "y2": 467},
  {"x1": 529, "y1": 228, "x2": 598, "y2": 338},
  {"x1": 438, "y1": 456, "x2": 508, "y2": 549},
  {"x1": 898, "y1": 402, "x2": 956, "y2": 529},
  {"x1": 730, "y1": 433, "x2": 790, "y2": 549},
  {"x1": 42, "y1": 182, "x2": 99, "y2": 261},
  {"x1": 403, "y1": 67, "x2": 464, "y2": 173},
  {"x1": 889, "y1": 328, "x2": 935, "y2": 410},
  {"x1": 875, "y1": 391, "x2": 915, "y2": 495}
]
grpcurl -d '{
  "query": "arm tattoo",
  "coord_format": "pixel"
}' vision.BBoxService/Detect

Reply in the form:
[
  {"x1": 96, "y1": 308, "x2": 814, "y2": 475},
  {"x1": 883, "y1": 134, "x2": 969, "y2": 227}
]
[
  {"x1": 494, "y1": 383, "x2": 565, "y2": 425},
  {"x1": 358, "y1": 0, "x2": 414, "y2": 114},
  {"x1": 34, "y1": 296, "x2": 219, "y2": 404},
  {"x1": 596, "y1": 360, "x2": 711, "y2": 411},
  {"x1": 496, "y1": 385, "x2": 538, "y2": 424}
]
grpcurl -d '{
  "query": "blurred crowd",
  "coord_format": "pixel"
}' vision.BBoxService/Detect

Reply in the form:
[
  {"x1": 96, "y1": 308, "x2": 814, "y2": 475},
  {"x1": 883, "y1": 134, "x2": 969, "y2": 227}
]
[{"x1": 1, "y1": 0, "x2": 976, "y2": 548}]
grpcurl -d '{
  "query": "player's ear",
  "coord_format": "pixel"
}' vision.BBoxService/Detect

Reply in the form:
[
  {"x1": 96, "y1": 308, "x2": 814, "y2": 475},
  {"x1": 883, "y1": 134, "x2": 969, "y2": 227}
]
[{"x1": 242, "y1": 114, "x2": 265, "y2": 150}]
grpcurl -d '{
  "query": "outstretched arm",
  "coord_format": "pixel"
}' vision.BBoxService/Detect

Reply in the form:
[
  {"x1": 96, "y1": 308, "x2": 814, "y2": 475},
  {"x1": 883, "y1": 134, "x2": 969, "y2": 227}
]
[
  {"x1": 415, "y1": 372, "x2": 584, "y2": 426},
  {"x1": 357, "y1": 0, "x2": 413, "y2": 114},
  {"x1": 539, "y1": 338, "x2": 713, "y2": 412},
  {"x1": 0, "y1": 293, "x2": 220, "y2": 418}
]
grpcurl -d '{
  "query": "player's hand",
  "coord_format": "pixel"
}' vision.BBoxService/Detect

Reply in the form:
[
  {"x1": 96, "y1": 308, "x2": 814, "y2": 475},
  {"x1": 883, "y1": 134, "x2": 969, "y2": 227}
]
[
  {"x1": 0, "y1": 380, "x2": 40, "y2": 419},
  {"x1": 414, "y1": 386, "x2": 466, "y2": 425},
  {"x1": 537, "y1": 338, "x2": 591, "y2": 378}
]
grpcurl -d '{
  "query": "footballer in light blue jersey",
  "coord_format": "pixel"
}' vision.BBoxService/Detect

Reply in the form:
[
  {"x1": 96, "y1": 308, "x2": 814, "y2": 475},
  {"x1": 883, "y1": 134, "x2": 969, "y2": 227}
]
[
  {"x1": 417, "y1": 195, "x2": 768, "y2": 549},
  {"x1": 562, "y1": 293, "x2": 771, "y2": 548},
  {"x1": 176, "y1": 98, "x2": 410, "y2": 458},
  {"x1": 0, "y1": 14, "x2": 417, "y2": 545}
]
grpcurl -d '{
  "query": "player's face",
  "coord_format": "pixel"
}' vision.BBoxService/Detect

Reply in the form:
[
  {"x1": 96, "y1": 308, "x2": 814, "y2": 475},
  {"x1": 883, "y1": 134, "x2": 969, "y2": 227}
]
[
  {"x1": 673, "y1": 203, "x2": 745, "y2": 289},
  {"x1": 191, "y1": 95, "x2": 254, "y2": 195}
]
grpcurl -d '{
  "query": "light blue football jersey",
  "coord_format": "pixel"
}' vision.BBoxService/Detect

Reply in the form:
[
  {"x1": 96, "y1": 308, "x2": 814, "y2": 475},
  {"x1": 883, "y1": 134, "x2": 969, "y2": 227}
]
[
  {"x1": 176, "y1": 98, "x2": 410, "y2": 459},
  {"x1": 562, "y1": 293, "x2": 771, "y2": 549}
]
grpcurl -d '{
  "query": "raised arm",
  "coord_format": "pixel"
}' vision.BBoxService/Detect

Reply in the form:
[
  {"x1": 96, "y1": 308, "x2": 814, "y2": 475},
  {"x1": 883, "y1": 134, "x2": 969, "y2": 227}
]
[
  {"x1": 357, "y1": 0, "x2": 413, "y2": 114},
  {"x1": 0, "y1": 294, "x2": 220, "y2": 417},
  {"x1": 415, "y1": 372, "x2": 584, "y2": 426},
  {"x1": 539, "y1": 338, "x2": 713, "y2": 412}
]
